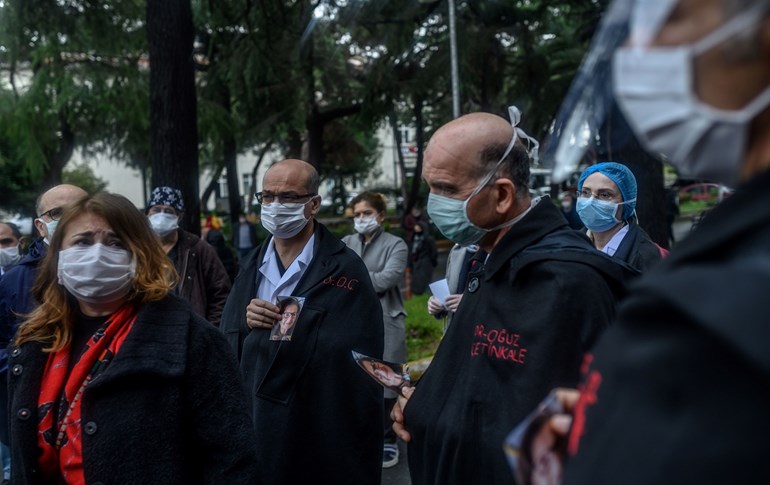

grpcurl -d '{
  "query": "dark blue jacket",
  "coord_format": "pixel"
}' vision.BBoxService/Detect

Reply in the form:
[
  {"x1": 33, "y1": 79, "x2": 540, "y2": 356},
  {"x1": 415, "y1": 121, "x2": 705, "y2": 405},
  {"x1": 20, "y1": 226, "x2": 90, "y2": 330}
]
[{"x1": 0, "y1": 238, "x2": 47, "y2": 373}]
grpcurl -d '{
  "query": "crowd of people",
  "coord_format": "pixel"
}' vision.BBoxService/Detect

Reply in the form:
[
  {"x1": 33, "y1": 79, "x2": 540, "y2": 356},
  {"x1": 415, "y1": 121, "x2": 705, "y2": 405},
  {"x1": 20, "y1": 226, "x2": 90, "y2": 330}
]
[{"x1": 0, "y1": 1, "x2": 767, "y2": 484}]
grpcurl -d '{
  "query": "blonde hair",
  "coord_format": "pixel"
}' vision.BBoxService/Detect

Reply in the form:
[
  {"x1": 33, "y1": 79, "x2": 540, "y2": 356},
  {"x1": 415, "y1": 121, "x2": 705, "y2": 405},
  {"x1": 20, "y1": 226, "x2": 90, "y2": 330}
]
[{"x1": 16, "y1": 192, "x2": 178, "y2": 351}]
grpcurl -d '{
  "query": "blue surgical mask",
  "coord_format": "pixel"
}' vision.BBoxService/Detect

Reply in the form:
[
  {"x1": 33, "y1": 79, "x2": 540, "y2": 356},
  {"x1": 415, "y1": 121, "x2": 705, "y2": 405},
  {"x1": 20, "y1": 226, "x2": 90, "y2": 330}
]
[
  {"x1": 427, "y1": 193, "x2": 487, "y2": 246},
  {"x1": 576, "y1": 197, "x2": 635, "y2": 233}
]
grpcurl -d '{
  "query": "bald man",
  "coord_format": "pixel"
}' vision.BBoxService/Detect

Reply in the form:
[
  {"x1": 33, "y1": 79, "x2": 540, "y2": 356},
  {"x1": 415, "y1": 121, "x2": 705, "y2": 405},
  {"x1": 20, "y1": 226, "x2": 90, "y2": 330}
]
[
  {"x1": 0, "y1": 184, "x2": 87, "y2": 478},
  {"x1": 390, "y1": 112, "x2": 632, "y2": 485},
  {"x1": 220, "y1": 159, "x2": 384, "y2": 485}
]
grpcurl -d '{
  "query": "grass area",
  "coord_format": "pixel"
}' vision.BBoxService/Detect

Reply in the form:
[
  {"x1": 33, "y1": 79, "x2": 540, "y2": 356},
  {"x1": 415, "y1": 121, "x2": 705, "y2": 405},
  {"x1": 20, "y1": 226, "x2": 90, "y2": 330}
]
[
  {"x1": 679, "y1": 199, "x2": 712, "y2": 215},
  {"x1": 404, "y1": 293, "x2": 444, "y2": 361}
]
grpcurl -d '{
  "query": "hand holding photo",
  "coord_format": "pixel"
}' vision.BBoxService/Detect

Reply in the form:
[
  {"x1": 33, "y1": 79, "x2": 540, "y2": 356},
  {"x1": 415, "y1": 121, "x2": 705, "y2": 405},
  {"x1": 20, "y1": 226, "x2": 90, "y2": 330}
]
[
  {"x1": 351, "y1": 350, "x2": 411, "y2": 397},
  {"x1": 270, "y1": 296, "x2": 305, "y2": 342},
  {"x1": 503, "y1": 390, "x2": 566, "y2": 485},
  {"x1": 428, "y1": 278, "x2": 451, "y2": 308}
]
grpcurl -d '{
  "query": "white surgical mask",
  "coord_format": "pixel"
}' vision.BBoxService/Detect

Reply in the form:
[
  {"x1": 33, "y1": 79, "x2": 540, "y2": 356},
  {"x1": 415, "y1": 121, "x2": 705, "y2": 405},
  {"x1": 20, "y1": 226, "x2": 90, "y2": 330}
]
[
  {"x1": 0, "y1": 246, "x2": 20, "y2": 269},
  {"x1": 36, "y1": 219, "x2": 58, "y2": 245},
  {"x1": 261, "y1": 200, "x2": 312, "y2": 239},
  {"x1": 613, "y1": 6, "x2": 770, "y2": 186},
  {"x1": 149, "y1": 213, "x2": 179, "y2": 237},
  {"x1": 353, "y1": 216, "x2": 379, "y2": 235},
  {"x1": 58, "y1": 244, "x2": 136, "y2": 304}
]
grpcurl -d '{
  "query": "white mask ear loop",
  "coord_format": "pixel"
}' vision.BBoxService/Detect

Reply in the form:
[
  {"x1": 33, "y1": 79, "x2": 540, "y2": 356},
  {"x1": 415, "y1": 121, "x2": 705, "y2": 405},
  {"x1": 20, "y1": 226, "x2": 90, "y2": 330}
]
[
  {"x1": 464, "y1": 106, "x2": 543, "y2": 233},
  {"x1": 508, "y1": 105, "x2": 540, "y2": 165},
  {"x1": 470, "y1": 105, "x2": 541, "y2": 201},
  {"x1": 692, "y1": 3, "x2": 770, "y2": 57}
]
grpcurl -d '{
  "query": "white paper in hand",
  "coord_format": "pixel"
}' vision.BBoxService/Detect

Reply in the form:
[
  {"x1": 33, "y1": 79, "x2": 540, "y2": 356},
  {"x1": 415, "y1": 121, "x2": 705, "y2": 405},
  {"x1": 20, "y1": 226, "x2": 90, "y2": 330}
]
[{"x1": 428, "y1": 278, "x2": 451, "y2": 308}]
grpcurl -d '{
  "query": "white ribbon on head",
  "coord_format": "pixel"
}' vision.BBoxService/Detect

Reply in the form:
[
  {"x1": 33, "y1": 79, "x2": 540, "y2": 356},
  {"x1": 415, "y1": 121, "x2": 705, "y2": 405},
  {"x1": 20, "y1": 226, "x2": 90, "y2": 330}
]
[{"x1": 504, "y1": 105, "x2": 540, "y2": 165}]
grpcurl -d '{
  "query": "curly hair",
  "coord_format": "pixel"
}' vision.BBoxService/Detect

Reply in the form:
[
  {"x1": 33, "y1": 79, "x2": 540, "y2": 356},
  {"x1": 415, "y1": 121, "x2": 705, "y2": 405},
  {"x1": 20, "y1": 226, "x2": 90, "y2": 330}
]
[{"x1": 16, "y1": 192, "x2": 178, "y2": 351}]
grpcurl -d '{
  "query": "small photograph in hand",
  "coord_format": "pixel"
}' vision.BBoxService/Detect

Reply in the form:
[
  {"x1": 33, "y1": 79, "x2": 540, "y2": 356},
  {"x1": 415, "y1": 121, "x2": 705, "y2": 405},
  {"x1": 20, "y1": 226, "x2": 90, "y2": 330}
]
[
  {"x1": 503, "y1": 390, "x2": 566, "y2": 485},
  {"x1": 351, "y1": 351, "x2": 411, "y2": 397},
  {"x1": 270, "y1": 296, "x2": 305, "y2": 342}
]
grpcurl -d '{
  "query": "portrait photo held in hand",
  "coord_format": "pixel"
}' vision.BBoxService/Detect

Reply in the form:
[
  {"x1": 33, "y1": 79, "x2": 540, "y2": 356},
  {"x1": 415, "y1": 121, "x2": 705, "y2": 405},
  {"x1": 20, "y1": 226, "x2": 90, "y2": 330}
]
[
  {"x1": 504, "y1": 390, "x2": 566, "y2": 485},
  {"x1": 270, "y1": 296, "x2": 304, "y2": 341},
  {"x1": 352, "y1": 351, "x2": 410, "y2": 397}
]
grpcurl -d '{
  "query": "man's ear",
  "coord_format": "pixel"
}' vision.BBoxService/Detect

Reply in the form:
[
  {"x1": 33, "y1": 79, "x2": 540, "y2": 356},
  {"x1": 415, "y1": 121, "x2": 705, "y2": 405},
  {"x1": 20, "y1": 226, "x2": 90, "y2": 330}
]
[
  {"x1": 33, "y1": 219, "x2": 46, "y2": 239},
  {"x1": 308, "y1": 195, "x2": 322, "y2": 217},
  {"x1": 493, "y1": 179, "x2": 517, "y2": 215}
]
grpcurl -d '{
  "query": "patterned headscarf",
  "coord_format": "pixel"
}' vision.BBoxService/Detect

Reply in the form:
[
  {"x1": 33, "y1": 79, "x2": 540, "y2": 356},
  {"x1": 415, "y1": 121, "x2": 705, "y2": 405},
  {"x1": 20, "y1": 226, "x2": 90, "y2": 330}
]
[{"x1": 148, "y1": 186, "x2": 185, "y2": 213}]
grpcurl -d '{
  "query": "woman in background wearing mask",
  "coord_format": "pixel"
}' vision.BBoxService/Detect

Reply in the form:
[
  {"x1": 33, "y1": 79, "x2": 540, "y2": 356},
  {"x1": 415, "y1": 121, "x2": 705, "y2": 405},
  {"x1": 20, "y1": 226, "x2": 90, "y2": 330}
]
[
  {"x1": 7, "y1": 192, "x2": 258, "y2": 484},
  {"x1": 576, "y1": 162, "x2": 663, "y2": 273},
  {"x1": 342, "y1": 191, "x2": 408, "y2": 469}
]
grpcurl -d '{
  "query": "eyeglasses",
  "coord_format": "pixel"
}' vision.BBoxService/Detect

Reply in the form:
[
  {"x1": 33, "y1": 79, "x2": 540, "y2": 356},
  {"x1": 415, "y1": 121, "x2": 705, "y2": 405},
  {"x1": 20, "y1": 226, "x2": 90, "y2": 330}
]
[
  {"x1": 578, "y1": 189, "x2": 619, "y2": 202},
  {"x1": 39, "y1": 207, "x2": 64, "y2": 221},
  {"x1": 256, "y1": 192, "x2": 315, "y2": 205}
]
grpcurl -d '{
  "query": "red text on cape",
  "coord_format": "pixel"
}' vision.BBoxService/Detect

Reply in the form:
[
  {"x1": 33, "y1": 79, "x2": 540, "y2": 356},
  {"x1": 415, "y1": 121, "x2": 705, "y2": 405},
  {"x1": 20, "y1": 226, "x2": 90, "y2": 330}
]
[{"x1": 470, "y1": 324, "x2": 528, "y2": 365}]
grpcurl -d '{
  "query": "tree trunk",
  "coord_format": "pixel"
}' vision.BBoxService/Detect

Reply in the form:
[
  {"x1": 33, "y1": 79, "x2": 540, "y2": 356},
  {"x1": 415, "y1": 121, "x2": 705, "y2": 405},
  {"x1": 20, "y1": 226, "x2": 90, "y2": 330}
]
[
  {"x1": 599, "y1": 109, "x2": 669, "y2": 248},
  {"x1": 200, "y1": 164, "x2": 224, "y2": 212},
  {"x1": 246, "y1": 141, "x2": 274, "y2": 210},
  {"x1": 42, "y1": 117, "x2": 75, "y2": 189},
  {"x1": 146, "y1": 0, "x2": 200, "y2": 235},
  {"x1": 388, "y1": 109, "x2": 408, "y2": 204},
  {"x1": 407, "y1": 96, "x2": 425, "y2": 212}
]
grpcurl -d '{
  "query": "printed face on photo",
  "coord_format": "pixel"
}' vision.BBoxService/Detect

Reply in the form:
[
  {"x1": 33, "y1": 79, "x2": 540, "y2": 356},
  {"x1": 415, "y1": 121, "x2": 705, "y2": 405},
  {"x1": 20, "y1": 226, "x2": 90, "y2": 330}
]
[
  {"x1": 280, "y1": 303, "x2": 299, "y2": 334},
  {"x1": 368, "y1": 360, "x2": 404, "y2": 388}
]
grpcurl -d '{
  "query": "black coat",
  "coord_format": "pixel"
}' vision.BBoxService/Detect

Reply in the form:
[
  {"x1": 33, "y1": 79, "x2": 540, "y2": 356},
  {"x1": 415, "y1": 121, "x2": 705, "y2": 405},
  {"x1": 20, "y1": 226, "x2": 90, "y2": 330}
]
[
  {"x1": 8, "y1": 295, "x2": 259, "y2": 485},
  {"x1": 612, "y1": 220, "x2": 663, "y2": 273},
  {"x1": 408, "y1": 232, "x2": 438, "y2": 295},
  {"x1": 171, "y1": 229, "x2": 232, "y2": 326},
  {"x1": 220, "y1": 221, "x2": 384, "y2": 485},
  {"x1": 404, "y1": 199, "x2": 633, "y2": 485},
  {"x1": 564, "y1": 168, "x2": 770, "y2": 484}
]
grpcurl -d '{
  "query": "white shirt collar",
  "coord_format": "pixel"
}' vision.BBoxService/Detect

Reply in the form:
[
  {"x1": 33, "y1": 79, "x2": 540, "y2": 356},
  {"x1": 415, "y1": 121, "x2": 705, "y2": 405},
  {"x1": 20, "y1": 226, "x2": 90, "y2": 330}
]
[
  {"x1": 601, "y1": 224, "x2": 630, "y2": 257},
  {"x1": 257, "y1": 234, "x2": 316, "y2": 303}
]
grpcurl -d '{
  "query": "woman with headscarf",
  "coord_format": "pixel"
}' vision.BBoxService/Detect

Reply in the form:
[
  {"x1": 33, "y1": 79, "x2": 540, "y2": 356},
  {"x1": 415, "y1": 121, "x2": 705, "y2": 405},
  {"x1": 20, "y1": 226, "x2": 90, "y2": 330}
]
[
  {"x1": 576, "y1": 162, "x2": 664, "y2": 273},
  {"x1": 7, "y1": 192, "x2": 258, "y2": 484}
]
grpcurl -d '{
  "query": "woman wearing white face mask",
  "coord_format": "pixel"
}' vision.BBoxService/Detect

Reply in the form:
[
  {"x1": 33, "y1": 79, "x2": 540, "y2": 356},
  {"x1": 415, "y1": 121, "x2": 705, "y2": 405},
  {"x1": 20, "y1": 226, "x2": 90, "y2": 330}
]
[
  {"x1": 7, "y1": 192, "x2": 258, "y2": 484},
  {"x1": 341, "y1": 192, "x2": 408, "y2": 469},
  {"x1": 576, "y1": 162, "x2": 664, "y2": 273}
]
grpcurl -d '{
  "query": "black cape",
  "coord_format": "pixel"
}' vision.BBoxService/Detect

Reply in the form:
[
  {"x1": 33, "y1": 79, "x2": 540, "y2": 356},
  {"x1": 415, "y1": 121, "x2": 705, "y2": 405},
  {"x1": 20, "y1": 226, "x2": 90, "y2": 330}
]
[
  {"x1": 404, "y1": 200, "x2": 633, "y2": 485},
  {"x1": 220, "y1": 221, "x2": 384, "y2": 485}
]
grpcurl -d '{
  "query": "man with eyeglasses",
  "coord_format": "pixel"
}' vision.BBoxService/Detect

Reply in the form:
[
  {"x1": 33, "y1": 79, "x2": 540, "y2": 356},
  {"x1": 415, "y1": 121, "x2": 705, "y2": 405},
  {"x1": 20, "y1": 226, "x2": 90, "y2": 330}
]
[
  {"x1": 0, "y1": 183, "x2": 86, "y2": 483},
  {"x1": 220, "y1": 158, "x2": 384, "y2": 485}
]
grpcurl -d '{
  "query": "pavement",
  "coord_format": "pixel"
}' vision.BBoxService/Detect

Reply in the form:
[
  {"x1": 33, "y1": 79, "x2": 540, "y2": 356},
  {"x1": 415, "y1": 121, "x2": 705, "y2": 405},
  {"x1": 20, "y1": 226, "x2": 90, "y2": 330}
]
[{"x1": 381, "y1": 440, "x2": 411, "y2": 484}]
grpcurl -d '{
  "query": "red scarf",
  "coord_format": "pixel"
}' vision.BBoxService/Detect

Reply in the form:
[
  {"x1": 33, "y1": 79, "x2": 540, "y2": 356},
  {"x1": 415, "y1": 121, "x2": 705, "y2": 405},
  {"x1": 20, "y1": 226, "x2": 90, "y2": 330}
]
[{"x1": 37, "y1": 305, "x2": 138, "y2": 485}]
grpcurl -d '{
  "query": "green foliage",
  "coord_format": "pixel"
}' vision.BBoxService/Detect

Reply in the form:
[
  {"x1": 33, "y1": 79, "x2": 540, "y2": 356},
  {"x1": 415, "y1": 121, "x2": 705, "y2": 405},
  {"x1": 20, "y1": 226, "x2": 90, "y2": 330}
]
[
  {"x1": 62, "y1": 163, "x2": 108, "y2": 195},
  {"x1": 0, "y1": 0, "x2": 608, "y2": 214},
  {"x1": 404, "y1": 293, "x2": 444, "y2": 361}
]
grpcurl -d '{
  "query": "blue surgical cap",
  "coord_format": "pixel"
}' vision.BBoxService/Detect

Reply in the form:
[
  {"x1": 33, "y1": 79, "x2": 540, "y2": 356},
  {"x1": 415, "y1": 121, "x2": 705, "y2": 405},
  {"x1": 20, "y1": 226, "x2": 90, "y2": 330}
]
[{"x1": 577, "y1": 162, "x2": 637, "y2": 221}]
